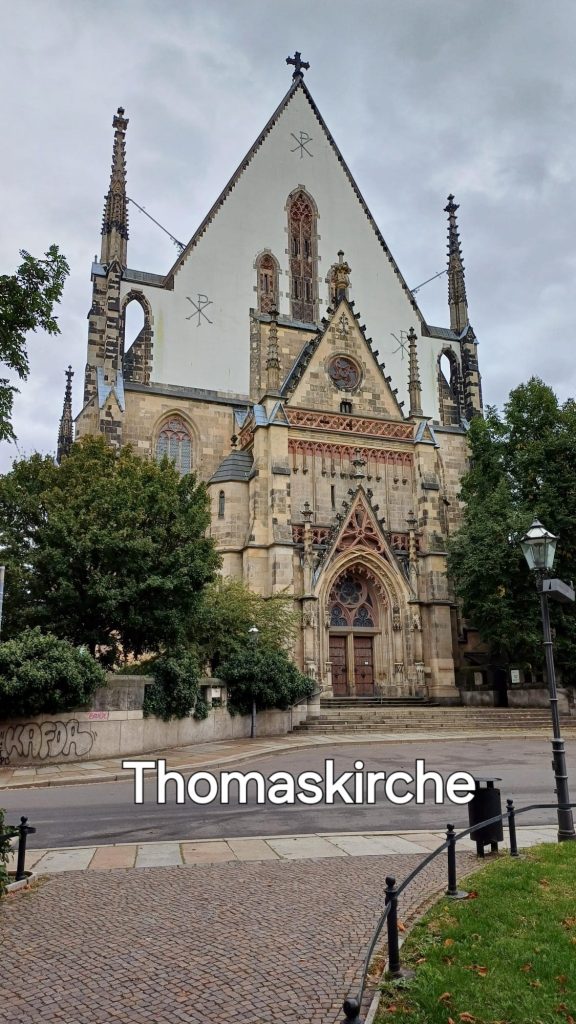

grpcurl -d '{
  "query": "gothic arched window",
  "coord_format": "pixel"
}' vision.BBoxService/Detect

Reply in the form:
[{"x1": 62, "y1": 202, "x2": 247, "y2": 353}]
[
  {"x1": 288, "y1": 190, "x2": 317, "y2": 322},
  {"x1": 256, "y1": 253, "x2": 279, "y2": 314},
  {"x1": 155, "y1": 417, "x2": 192, "y2": 476},
  {"x1": 328, "y1": 573, "x2": 379, "y2": 628},
  {"x1": 218, "y1": 490, "x2": 226, "y2": 518},
  {"x1": 438, "y1": 349, "x2": 462, "y2": 426}
]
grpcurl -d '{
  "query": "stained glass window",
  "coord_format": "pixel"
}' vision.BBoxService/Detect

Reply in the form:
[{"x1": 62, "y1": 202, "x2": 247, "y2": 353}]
[
  {"x1": 155, "y1": 418, "x2": 192, "y2": 476},
  {"x1": 257, "y1": 253, "x2": 279, "y2": 314},
  {"x1": 329, "y1": 573, "x2": 378, "y2": 628},
  {"x1": 288, "y1": 190, "x2": 317, "y2": 322}
]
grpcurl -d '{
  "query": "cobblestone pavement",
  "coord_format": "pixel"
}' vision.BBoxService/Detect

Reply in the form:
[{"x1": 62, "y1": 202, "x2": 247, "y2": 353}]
[{"x1": 0, "y1": 851, "x2": 476, "y2": 1024}]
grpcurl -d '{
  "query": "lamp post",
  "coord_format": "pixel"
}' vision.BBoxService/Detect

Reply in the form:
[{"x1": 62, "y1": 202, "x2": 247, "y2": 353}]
[
  {"x1": 520, "y1": 519, "x2": 576, "y2": 841},
  {"x1": 248, "y1": 625, "x2": 260, "y2": 739}
]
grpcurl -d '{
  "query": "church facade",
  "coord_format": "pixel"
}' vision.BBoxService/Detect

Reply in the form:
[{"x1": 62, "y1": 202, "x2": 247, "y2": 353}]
[{"x1": 63, "y1": 56, "x2": 483, "y2": 704}]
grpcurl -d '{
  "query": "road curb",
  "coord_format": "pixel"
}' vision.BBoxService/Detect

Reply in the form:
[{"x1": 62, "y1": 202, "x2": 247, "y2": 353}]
[{"x1": 0, "y1": 728, "x2": 570, "y2": 790}]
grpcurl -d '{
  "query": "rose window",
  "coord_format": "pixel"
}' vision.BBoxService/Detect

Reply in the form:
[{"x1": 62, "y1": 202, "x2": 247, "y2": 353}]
[
  {"x1": 328, "y1": 356, "x2": 360, "y2": 391},
  {"x1": 329, "y1": 573, "x2": 377, "y2": 628}
]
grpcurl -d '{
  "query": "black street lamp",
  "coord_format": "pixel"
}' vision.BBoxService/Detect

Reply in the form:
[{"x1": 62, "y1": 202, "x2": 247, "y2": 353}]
[
  {"x1": 248, "y1": 625, "x2": 260, "y2": 739},
  {"x1": 520, "y1": 519, "x2": 576, "y2": 841}
]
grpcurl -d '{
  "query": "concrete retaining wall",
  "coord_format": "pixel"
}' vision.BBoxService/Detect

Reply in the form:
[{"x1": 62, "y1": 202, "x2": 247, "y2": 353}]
[{"x1": 0, "y1": 676, "x2": 314, "y2": 766}]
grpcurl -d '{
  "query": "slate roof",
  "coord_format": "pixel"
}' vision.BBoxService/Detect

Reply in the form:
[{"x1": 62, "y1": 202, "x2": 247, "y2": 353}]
[{"x1": 208, "y1": 450, "x2": 255, "y2": 485}]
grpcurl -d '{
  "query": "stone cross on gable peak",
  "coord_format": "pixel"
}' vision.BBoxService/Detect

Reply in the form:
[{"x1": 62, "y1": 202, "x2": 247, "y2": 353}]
[{"x1": 286, "y1": 51, "x2": 310, "y2": 79}]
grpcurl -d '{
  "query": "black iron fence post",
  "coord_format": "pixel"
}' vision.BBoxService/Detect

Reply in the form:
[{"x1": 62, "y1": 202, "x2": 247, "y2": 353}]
[
  {"x1": 507, "y1": 798, "x2": 519, "y2": 857},
  {"x1": 341, "y1": 996, "x2": 362, "y2": 1024},
  {"x1": 446, "y1": 824, "x2": 468, "y2": 899},
  {"x1": 15, "y1": 816, "x2": 35, "y2": 882},
  {"x1": 385, "y1": 876, "x2": 414, "y2": 979}
]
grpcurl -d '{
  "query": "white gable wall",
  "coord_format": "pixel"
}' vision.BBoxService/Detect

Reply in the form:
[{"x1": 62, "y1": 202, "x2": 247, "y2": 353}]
[{"x1": 120, "y1": 86, "x2": 449, "y2": 420}]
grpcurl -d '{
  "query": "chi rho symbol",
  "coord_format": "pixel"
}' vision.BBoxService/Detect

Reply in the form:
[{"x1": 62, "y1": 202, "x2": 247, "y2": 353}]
[
  {"x1": 291, "y1": 131, "x2": 313, "y2": 158},
  {"x1": 391, "y1": 330, "x2": 408, "y2": 360},
  {"x1": 186, "y1": 293, "x2": 213, "y2": 326}
]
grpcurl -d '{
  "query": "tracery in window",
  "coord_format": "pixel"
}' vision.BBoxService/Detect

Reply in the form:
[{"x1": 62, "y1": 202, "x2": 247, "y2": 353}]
[
  {"x1": 155, "y1": 417, "x2": 192, "y2": 476},
  {"x1": 256, "y1": 252, "x2": 279, "y2": 314},
  {"x1": 328, "y1": 573, "x2": 379, "y2": 628},
  {"x1": 288, "y1": 189, "x2": 317, "y2": 322}
]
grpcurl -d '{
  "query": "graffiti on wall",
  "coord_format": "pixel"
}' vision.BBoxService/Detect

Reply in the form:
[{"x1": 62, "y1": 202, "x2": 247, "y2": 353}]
[{"x1": 0, "y1": 719, "x2": 96, "y2": 761}]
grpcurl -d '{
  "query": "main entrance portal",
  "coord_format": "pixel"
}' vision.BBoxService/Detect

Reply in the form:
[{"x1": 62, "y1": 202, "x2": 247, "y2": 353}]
[{"x1": 328, "y1": 571, "x2": 380, "y2": 697}]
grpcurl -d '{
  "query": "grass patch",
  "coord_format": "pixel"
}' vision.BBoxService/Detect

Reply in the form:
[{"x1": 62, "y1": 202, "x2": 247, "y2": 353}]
[{"x1": 375, "y1": 842, "x2": 576, "y2": 1024}]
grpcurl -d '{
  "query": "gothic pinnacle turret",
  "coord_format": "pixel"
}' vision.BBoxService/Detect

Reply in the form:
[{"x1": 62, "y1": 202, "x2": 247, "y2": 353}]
[
  {"x1": 100, "y1": 107, "x2": 129, "y2": 266},
  {"x1": 444, "y1": 194, "x2": 468, "y2": 333},
  {"x1": 265, "y1": 310, "x2": 281, "y2": 393},
  {"x1": 57, "y1": 366, "x2": 74, "y2": 463},
  {"x1": 407, "y1": 327, "x2": 423, "y2": 417}
]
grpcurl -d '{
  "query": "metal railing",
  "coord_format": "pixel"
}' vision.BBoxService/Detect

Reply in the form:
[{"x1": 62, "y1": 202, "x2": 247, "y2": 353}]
[
  {"x1": 1, "y1": 816, "x2": 36, "y2": 884},
  {"x1": 341, "y1": 800, "x2": 576, "y2": 1024}
]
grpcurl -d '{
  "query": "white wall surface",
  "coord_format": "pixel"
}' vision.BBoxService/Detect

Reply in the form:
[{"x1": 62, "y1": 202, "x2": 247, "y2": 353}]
[{"x1": 120, "y1": 86, "x2": 451, "y2": 420}]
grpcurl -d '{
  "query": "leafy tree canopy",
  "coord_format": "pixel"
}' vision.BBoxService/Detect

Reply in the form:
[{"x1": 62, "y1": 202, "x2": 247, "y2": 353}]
[
  {"x1": 192, "y1": 576, "x2": 298, "y2": 672},
  {"x1": 219, "y1": 644, "x2": 315, "y2": 716},
  {"x1": 448, "y1": 378, "x2": 576, "y2": 679},
  {"x1": 0, "y1": 246, "x2": 69, "y2": 441},
  {"x1": 0, "y1": 436, "x2": 220, "y2": 664}
]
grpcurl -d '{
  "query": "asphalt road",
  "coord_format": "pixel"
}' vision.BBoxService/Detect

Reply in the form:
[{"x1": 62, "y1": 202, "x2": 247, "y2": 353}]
[{"x1": 2, "y1": 737, "x2": 573, "y2": 848}]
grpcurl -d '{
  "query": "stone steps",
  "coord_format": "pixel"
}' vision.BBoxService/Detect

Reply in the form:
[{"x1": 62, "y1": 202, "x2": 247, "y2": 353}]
[{"x1": 294, "y1": 706, "x2": 573, "y2": 734}]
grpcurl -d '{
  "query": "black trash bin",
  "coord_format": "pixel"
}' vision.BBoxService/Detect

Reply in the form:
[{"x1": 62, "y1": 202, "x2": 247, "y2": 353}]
[{"x1": 468, "y1": 777, "x2": 504, "y2": 857}]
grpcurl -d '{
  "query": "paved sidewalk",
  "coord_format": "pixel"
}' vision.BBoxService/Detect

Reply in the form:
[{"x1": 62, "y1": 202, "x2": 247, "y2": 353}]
[
  {"x1": 1, "y1": 849, "x2": 478, "y2": 1024},
  {"x1": 9, "y1": 824, "x2": 557, "y2": 875},
  {"x1": 1, "y1": 727, "x2": 569, "y2": 790}
]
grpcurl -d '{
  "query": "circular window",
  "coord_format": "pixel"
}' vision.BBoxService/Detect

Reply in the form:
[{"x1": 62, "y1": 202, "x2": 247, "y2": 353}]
[{"x1": 328, "y1": 356, "x2": 360, "y2": 391}]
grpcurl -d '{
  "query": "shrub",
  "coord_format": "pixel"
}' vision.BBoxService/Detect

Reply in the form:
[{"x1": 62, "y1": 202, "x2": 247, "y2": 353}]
[
  {"x1": 0, "y1": 628, "x2": 105, "y2": 718},
  {"x1": 219, "y1": 645, "x2": 315, "y2": 716},
  {"x1": 0, "y1": 808, "x2": 17, "y2": 897},
  {"x1": 142, "y1": 649, "x2": 202, "y2": 721}
]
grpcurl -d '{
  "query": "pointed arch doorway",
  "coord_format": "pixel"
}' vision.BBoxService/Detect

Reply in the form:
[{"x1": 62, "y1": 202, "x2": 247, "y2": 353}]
[{"x1": 328, "y1": 570, "x2": 382, "y2": 697}]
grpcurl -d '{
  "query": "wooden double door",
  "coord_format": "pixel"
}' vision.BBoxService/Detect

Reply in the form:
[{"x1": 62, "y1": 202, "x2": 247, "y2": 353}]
[{"x1": 329, "y1": 633, "x2": 375, "y2": 696}]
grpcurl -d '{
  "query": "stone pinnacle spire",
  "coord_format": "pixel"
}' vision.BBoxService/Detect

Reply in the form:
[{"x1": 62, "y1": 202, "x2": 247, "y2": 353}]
[
  {"x1": 57, "y1": 366, "x2": 74, "y2": 463},
  {"x1": 407, "y1": 327, "x2": 423, "y2": 417},
  {"x1": 444, "y1": 194, "x2": 469, "y2": 333},
  {"x1": 100, "y1": 107, "x2": 129, "y2": 266},
  {"x1": 265, "y1": 310, "x2": 281, "y2": 393}
]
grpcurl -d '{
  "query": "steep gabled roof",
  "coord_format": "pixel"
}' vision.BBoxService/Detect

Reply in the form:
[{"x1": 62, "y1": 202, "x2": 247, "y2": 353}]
[
  {"x1": 281, "y1": 297, "x2": 406, "y2": 419},
  {"x1": 162, "y1": 78, "x2": 426, "y2": 324}
]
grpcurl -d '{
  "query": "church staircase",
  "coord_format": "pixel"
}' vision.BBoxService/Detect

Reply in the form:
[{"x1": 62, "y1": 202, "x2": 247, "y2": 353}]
[{"x1": 292, "y1": 699, "x2": 576, "y2": 735}]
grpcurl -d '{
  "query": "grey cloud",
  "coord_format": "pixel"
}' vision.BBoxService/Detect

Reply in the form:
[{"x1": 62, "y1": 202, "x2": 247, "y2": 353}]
[{"x1": 1, "y1": 0, "x2": 575, "y2": 471}]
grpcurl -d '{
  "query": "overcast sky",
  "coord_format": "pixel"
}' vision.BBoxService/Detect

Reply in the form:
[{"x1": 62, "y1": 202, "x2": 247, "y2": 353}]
[{"x1": 1, "y1": 0, "x2": 575, "y2": 471}]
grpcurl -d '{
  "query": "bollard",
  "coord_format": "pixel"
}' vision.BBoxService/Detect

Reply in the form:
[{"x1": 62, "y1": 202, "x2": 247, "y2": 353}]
[
  {"x1": 507, "y1": 799, "x2": 519, "y2": 857},
  {"x1": 385, "y1": 876, "x2": 414, "y2": 979},
  {"x1": 15, "y1": 816, "x2": 36, "y2": 882},
  {"x1": 341, "y1": 996, "x2": 362, "y2": 1024},
  {"x1": 446, "y1": 824, "x2": 468, "y2": 900}
]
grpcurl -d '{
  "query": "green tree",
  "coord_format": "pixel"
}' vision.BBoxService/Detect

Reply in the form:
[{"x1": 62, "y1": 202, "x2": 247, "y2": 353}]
[
  {"x1": 0, "y1": 436, "x2": 220, "y2": 663},
  {"x1": 448, "y1": 378, "x2": 576, "y2": 680},
  {"x1": 0, "y1": 246, "x2": 69, "y2": 440},
  {"x1": 142, "y1": 649, "x2": 202, "y2": 721},
  {"x1": 0, "y1": 628, "x2": 105, "y2": 718},
  {"x1": 219, "y1": 644, "x2": 314, "y2": 716},
  {"x1": 192, "y1": 577, "x2": 298, "y2": 673}
]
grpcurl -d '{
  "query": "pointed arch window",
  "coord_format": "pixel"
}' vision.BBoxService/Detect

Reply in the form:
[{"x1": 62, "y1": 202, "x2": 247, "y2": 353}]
[
  {"x1": 288, "y1": 190, "x2": 318, "y2": 322},
  {"x1": 256, "y1": 252, "x2": 279, "y2": 314},
  {"x1": 155, "y1": 417, "x2": 192, "y2": 476},
  {"x1": 328, "y1": 572, "x2": 379, "y2": 628},
  {"x1": 438, "y1": 349, "x2": 462, "y2": 426}
]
